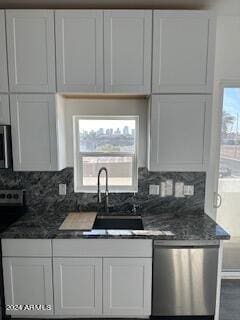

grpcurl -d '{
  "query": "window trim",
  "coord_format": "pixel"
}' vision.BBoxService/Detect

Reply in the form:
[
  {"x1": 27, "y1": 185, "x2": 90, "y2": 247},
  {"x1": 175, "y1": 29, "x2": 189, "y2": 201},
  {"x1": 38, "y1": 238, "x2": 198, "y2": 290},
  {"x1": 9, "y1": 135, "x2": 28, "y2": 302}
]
[{"x1": 73, "y1": 115, "x2": 139, "y2": 193}]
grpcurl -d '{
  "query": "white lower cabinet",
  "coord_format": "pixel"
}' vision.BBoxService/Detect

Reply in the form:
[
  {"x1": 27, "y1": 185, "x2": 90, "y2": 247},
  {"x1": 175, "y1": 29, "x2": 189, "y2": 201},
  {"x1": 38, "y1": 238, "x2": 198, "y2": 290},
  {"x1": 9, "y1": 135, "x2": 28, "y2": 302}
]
[
  {"x1": 2, "y1": 257, "x2": 54, "y2": 316},
  {"x1": 53, "y1": 257, "x2": 102, "y2": 316},
  {"x1": 53, "y1": 257, "x2": 152, "y2": 317},
  {"x1": 103, "y1": 258, "x2": 152, "y2": 316},
  {"x1": 2, "y1": 239, "x2": 152, "y2": 318}
]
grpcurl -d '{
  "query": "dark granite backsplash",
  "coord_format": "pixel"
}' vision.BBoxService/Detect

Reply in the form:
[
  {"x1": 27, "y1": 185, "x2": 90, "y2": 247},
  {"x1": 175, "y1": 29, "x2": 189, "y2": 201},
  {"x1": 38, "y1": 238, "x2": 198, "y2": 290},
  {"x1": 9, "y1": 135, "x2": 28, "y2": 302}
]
[{"x1": 0, "y1": 167, "x2": 205, "y2": 214}]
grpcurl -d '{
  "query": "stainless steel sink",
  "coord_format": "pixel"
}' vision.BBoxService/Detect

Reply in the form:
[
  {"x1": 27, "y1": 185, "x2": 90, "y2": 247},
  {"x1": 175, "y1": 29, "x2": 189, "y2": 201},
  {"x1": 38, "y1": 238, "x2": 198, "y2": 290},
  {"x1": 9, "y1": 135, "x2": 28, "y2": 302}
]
[{"x1": 93, "y1": 215, "x2": 144, "y2": 230}]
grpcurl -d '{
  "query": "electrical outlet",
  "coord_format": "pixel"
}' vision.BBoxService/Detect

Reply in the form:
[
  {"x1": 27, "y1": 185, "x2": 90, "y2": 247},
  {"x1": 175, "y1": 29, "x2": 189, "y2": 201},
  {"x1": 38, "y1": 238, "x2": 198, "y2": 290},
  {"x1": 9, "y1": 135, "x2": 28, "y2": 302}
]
[
  {"x1": 165, "y1": 180, "x2": 173, "y2": 196},
  {"x1": 149, "y1": 185, "x2": 160, "y2": 195},
  {"x1": 59, "y1": 184, "x2": 67, "y2": 195},
  {"x1": 184, "y1": 185, "x2": 194, "y2": 196},
  {"x1": 175, "y1": 182, "x2": 184, "y2": 198},
  {"x1": 160, "y1": 182, "x2": 166, "y2": 197}
]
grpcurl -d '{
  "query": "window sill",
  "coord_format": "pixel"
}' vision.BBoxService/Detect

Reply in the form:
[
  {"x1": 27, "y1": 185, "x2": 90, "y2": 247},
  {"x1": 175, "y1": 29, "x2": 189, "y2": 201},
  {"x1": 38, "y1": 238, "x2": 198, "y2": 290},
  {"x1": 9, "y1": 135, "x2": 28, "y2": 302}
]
[{"x1": 74, "y1": 187, "x2": 138, "y2": 194}]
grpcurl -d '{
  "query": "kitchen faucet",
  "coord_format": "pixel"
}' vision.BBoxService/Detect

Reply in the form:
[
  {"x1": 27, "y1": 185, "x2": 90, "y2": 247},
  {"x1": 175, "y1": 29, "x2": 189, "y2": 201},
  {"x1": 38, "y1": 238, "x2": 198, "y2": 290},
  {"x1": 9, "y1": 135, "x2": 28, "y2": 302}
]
[{"x1": 97, "y1": 167, "x2": 109, "y2": 213}]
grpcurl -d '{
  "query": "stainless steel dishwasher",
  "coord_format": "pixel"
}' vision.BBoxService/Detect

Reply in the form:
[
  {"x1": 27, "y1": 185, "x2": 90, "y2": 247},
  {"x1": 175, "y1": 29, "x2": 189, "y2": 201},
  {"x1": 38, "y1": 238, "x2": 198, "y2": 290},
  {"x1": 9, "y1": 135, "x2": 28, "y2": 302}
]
[{"x1": 152, "y1": 240, "x2": 219, "y2": 317}]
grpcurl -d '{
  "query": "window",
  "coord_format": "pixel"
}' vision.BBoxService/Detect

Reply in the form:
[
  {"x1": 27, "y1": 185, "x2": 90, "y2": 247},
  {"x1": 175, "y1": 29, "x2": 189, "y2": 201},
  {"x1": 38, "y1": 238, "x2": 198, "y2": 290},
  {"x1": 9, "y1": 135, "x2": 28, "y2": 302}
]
[{"x1": 73, "y1": 116, "x2": 139, "y2": 192}]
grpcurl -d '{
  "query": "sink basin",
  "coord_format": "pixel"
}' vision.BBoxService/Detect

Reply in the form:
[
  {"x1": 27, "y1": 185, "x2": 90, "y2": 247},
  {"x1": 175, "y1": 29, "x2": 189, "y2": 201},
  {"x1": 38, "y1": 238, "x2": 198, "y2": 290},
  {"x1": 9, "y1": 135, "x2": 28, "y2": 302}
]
[{"x1": 93, "y1": 215, "x2": 144, "y2": 230}]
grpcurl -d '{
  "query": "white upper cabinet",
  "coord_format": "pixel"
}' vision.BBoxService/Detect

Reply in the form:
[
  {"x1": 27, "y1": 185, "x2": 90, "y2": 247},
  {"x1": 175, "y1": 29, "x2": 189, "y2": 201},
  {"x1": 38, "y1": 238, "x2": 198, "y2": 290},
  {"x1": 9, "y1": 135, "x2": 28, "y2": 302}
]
[
  {"x1": 6, "y1": 10, "x2": 56, "y2": 93},
  {"x1": 55, "y1": 10, "x2": 104, "y2": 92},
  {"x1": 152, "y1": 11, "x2": 216, "y2": 93},
  {"x1": 0, "y1": 11, "x2": 9, "y2": 93},
  {"x1": 104, "y1": 10, "x2": 152, "y2": 93},
  {"x1": 10, "y1": 94, "x2": 64, "y2": 171},
  {"x1": 0, "y1": 95, "x2": 10, "y2": 124},
  {"x1": 148, "y1": 95, "x2": 212, "y2": 171}
]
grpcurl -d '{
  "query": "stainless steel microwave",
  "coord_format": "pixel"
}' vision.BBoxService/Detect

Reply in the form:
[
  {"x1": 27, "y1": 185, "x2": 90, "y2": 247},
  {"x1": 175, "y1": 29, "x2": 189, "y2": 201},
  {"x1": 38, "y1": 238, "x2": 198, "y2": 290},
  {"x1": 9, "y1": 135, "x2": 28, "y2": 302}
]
[{"x1": 0, "y1": 125, "x2": 12, "y2": 169}]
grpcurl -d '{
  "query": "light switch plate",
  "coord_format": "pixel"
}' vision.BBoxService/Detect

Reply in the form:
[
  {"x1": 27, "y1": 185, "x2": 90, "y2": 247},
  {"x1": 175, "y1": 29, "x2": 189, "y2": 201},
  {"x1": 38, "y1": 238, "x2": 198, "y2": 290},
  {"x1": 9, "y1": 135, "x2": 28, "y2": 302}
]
[
  {"x1": 175, "y1": 182, "x2": 184, "y2": 198},
  {"x1": 165, "y1": 180, "x2": 173, "y2": 196},
  {"x1": 59, "y1": 184, "x2": 67, "y2": 195},
  {"x1": 184, "y1": 185, "x2": 194, "y2": 196},
  {"x1": 160, "y1": 182, "x2": 166, "y2": 197},
  {"x1": 149, "y1": 185, "x2": 160, "y2": 195}
]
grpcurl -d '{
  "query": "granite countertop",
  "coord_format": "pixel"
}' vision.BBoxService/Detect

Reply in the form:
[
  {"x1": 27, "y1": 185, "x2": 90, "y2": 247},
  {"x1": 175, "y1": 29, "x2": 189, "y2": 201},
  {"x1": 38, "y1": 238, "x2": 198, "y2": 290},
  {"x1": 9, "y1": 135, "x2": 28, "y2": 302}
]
[{"x1": 0, "y1": 210, "x2": 230, "y2": 241}]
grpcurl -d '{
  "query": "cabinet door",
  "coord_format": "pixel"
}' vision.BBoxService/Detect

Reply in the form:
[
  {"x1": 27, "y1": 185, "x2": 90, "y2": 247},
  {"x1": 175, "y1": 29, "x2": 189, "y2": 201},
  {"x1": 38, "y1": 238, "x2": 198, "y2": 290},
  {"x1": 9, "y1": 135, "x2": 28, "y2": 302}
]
[
  {"x1": 152, "y1": 11, "x2": 216, "y2": 93},
  {"x1": 53, "y1": 257, "x2": 102, "y2": 316},
  {"x1": 103, "y1": 258, "x2": 152, "y2": 316},
  {"x1": 56, "y1": 10, "x2": 103, "y2": 92},
  {"x1": 0, "y1": 95, "x2": 9, "y2": 124},
  {"x1": 6, "y1": 10, "x2": 56, "y2": 92},
  {"x1": 0, "y1": 11, "x2": 8, "y2": 92},
  {"x1": 104, "y1": 10, "x2": 152, "y2": 93},
  {"x1": 3, "y1": 257, "x2": 53, "y2": 316},
  {"x1": 148, "y1": 95, "x2": 211, "y2": 171},
  {"x1": 10, "y1": 94, "x2": 58, "y2": 171}
]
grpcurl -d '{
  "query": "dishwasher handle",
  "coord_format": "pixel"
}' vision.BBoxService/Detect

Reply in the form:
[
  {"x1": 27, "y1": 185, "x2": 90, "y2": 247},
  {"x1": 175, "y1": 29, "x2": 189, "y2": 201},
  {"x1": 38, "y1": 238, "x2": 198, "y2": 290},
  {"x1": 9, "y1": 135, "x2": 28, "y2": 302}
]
[{"x1": 154, "y1": 240, "x2": 220, "y2": 248}]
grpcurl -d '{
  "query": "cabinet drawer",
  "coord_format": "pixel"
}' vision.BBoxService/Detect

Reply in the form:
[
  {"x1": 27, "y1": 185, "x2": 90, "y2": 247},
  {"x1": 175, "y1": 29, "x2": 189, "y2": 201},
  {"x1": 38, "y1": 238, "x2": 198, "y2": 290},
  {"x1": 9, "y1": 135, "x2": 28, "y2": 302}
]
[
  {"x1": 2, "y1": 239, "x2": 52, "y2": 257},
  {"x1": 53, "y1": 239, "x2": 152, "y2": 257}
]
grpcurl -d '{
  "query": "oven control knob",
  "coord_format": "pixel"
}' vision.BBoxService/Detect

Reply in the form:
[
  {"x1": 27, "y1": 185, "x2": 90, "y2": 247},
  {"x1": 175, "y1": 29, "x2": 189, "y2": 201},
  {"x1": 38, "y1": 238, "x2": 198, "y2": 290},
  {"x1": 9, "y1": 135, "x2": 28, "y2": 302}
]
[
  {"x1": 0, "y1": 194, "x2": 5, "y2": 199},
  {"x1": 13, "y1": 194, "x2": 19, "y2": 199},
  {"x1": 7, "y1": 194, "x2": 12, "y2": 199}
]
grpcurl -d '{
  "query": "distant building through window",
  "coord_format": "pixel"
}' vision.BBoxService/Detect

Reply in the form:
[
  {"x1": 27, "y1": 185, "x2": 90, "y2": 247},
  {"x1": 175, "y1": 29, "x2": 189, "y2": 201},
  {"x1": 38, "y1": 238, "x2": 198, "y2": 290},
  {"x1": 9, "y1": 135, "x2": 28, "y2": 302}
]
[{"x1": 73, "y1": 116, "x2": 139, "y2": 192}]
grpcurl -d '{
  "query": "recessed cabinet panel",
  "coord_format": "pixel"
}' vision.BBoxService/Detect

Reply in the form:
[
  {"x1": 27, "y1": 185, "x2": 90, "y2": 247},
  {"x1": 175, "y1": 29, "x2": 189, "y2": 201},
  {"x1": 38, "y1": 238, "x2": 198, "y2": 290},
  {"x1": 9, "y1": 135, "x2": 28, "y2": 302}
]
[
  {"x1": 152, "y1": 11, "x2": 216, "y2": 93},
  {"x1": 148, "y1": 95, "x2": 211, "y2": 171},
  {"x1": 56, "y1": 10, "x2": 104, "y2": 92},
  {"x1": 103, "y1": 258, "x2": 152, "y2": 316},
  {"x1": 0, "y1": 95, "x2": 9, "y2": 124},
  {"x1": 6, "y1": 10, "x2": 56, "y2": 92},
  {"x1": 0, "y1": 11, "x2": 9, "y2": 92},
  {"x1": 3, "y1": 257, "x2": 53, "y2": 316},
  {"x1": 53, "y1": 257, "x2": 102, "y2": 316},
  {"x1": 104, "y1": 10, "x2": 152, "y2": 93},
  {"x1": 10, "y1": 94, "x2": 58, "y2": 171}
]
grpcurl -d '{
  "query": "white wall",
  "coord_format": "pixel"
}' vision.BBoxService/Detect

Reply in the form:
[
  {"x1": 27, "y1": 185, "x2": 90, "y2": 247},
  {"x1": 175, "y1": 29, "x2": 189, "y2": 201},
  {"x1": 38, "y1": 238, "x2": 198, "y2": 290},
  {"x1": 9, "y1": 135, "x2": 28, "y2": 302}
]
[
  {"x1": 212, "y1": 0, "x2": 240, "y2": 15},
  {"x1": 206, "y1": 14, "x2": 240, "y2": 218},
  {"x1": 63, "y1": 97, "x2": 148, "y2": 167},
  {"x1": 214, "y1": 16, "x2": 240, "y2": 81}
]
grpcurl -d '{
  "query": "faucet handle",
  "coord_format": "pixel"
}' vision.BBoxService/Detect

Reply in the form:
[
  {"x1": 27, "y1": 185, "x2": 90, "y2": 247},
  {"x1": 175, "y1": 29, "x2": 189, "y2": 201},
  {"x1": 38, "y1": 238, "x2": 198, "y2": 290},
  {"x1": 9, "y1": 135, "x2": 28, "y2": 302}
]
[{"x1": 132, "y1": 204, "x2": 137, "y2": 213}]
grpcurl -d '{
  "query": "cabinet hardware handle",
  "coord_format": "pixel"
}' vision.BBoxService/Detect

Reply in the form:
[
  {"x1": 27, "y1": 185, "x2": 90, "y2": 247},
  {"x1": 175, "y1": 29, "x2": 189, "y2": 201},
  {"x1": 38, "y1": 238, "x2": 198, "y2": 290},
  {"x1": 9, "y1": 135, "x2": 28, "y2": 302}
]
[{"x1": 214, "y1": 192, "x2": 222, "y2": 208}]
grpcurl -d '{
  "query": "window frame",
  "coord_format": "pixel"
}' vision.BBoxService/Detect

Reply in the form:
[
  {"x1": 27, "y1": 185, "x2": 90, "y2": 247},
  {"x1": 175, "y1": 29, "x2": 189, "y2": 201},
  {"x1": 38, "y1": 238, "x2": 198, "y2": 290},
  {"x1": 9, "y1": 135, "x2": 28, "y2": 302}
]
[{"x1": 73, "y1": 115, "x2": 139, "y2": 193}]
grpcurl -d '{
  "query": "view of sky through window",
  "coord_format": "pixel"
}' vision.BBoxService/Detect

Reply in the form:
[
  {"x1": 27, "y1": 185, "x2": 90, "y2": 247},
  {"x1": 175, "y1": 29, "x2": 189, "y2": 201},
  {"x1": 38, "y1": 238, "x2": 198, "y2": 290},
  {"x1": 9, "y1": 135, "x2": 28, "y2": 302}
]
[{"x1": 79, "y1": 119, "x2": 136, "y2": 153}]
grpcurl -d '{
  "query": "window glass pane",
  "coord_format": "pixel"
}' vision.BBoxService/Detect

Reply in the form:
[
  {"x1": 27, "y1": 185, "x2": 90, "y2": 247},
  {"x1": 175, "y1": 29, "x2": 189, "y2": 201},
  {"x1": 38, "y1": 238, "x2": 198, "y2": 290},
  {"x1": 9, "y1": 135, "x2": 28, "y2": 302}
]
[
  {"x1": 220, "y1": 88, "x2": 240, "y2": 178},
  {"x1": 82, "y1": 156, "x2": 133, "y2": 187},
  {"x1": 79, "y1": 119, "x2": 136, "y2": 152},
  {"x1": 217, "y1": 88, "x2": 240, "y2": 270}
]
